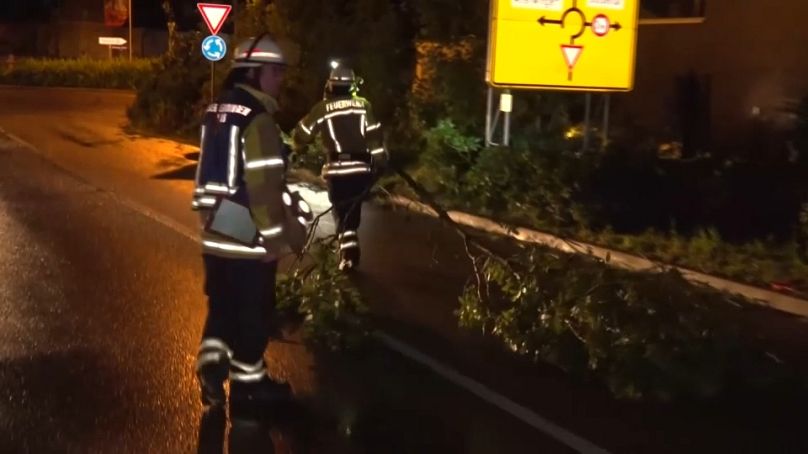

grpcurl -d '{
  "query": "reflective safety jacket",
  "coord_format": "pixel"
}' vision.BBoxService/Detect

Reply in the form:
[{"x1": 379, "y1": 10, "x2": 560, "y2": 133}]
[
  {"x1": 292, "y1": 95, "x2": 388, "y2": 178},
  {"x1": 193, "y1": 84, "x2": 295, "y2": 260}
]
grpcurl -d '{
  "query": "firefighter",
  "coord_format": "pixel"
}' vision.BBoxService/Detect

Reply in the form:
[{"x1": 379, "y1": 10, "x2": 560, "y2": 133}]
[
  {"x1": 292, "y1": 63, "x2": 388, "y2": 271},
  {"x1": 191, "y1": 34, "x2": 310, "y2": 410}
]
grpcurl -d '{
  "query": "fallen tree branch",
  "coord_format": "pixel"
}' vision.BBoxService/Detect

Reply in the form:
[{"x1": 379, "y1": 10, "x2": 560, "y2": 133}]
[{"x1": 390, "y1": 165, "x2": 509, "y2": 267}]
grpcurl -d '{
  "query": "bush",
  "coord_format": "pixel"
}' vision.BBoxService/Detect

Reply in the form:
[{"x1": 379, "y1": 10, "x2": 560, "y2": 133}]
[
  {"x1": 127, "y1": 32, "x2": 214, "y2": 137},
  {"x1": 471, "y1": 141, "x2": 595, "y2": 229},
  {"x1": 409, "y1": 119, "x2": 808, "y2": 289},
  {"x1": 415, "y1": 119, "x2": 482, "y2": 198},
  {"x1": 0, "y1": 57, "x2": 154, "y2": 90},
  {"x1": 458, "y1": 246, "x2": 788, "y2": 400},
  {"x1": 415, "y1": 120, "x2": 594, "y2": 229}
]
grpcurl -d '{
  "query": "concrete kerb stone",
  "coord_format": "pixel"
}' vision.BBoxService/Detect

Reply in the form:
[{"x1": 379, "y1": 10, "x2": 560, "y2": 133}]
[
  {"x1": 384, "y1": 194, "x2": 808, "y2": 319},
  {"x1": 237, "y1": 168, "x2": 808, "y2": 319}
]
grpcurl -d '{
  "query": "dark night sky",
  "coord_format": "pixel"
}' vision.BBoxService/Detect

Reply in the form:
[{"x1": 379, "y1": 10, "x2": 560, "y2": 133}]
[
  {"x1": 0, "y1": 0, "x2": 231, "y2": 30},
  {"x1": 0, "y1": 1, "x2": 704, "y2": 30},
  {"x1": 0, "y1": 0, "x2": 62, "y2": 22}
]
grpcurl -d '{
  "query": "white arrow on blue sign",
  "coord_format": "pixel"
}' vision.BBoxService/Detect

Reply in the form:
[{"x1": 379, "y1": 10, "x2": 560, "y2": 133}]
[{"x1": 201, "y1": 35, "x2": 227, "y2": 62}]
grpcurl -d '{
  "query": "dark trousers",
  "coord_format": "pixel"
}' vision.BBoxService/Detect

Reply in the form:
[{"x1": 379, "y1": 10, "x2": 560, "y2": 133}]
[
  {"x1": 202, "y1": 254, "x2": 278, "y2": 364},
  {"x1": 327, "y1": 173, "x2": 373, "y2": 262}
]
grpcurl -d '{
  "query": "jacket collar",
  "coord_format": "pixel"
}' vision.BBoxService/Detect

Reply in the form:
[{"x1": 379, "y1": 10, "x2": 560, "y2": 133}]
[{"x1": 236, "y1": 83, "x2": 278, "y2": 114}]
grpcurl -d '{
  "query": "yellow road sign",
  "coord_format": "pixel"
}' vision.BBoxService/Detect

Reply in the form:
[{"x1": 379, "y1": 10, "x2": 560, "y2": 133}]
[{"x1": 486, "y1": 0, "x2": 640, "y2": 91}]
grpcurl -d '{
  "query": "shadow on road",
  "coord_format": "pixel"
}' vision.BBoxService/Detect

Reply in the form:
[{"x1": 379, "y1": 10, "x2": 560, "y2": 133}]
[
  {"x1": 197, "y1": 399, "x2": 317, "y2": 454},
  {"x1": 56, "y1": 129, "x2": 123, "y2": 148},
  {"x1": 0, "y1": 349, "x2": 130, "y2": 452},
  {"x1": 304, "y1": 345, "x2": 472, "y2": 454},
  {"x1": 152, "y1": 163, "x2": 197, "y2": 180},
  {"x1": 198, "y1": 406, "x2": 283, "y2": 454}
]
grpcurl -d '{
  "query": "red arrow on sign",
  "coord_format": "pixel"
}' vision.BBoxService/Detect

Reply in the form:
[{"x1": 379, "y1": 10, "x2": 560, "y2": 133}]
[{"x1": 197, "y1": 3, "x2": 232, "y2": 36}]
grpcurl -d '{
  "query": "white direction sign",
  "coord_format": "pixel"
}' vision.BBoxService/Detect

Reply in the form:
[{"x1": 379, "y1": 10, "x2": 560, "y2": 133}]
[{"x1": 98, "y1": 37, "x2": 127, "y2": 46}]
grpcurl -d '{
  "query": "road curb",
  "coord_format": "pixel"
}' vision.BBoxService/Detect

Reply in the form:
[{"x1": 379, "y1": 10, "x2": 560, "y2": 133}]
[{"x1": 384, "y1": 194, "x2": 808, "y2": 318}]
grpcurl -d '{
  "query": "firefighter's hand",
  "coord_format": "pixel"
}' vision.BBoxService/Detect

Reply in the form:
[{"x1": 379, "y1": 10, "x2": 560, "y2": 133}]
[{"x1": 282, "y1": 143, "x2": 294, "y2": 162}]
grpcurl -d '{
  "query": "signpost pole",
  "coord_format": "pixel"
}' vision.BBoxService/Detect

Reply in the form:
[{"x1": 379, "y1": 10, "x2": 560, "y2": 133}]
[
  {"x1": 128, "y1": 0, "x2": 133, "y2": 61},
  {"x1": 211, "y1": 62, "x2": 215, "y2": 102},
  {"x1": 491, "y1": 108, "x2": 501, "y2": 145},
  {"x1": 99, "y1": 37, "x2": 128, "y2": 56},
  {"x1": 485, "y1": 86, "x2": 494, "y2": 145},
  {"x1": 602, "y1": 94, "x2": 611, "y2": 151},
  {"x1": 502, "y1": 90, "x2": 512, "y2": 147}
]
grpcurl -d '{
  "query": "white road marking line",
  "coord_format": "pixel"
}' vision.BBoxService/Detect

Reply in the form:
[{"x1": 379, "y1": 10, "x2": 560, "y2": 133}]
[
  {"x1": 375, "y1": 332, "x2": 611, "y2": 454},
  {"x1": 0, "y1": 129, "x2": 610, "y2": 453},
  {"x1": 1, "y1": 127, "x2": 199, "y2": 243}
]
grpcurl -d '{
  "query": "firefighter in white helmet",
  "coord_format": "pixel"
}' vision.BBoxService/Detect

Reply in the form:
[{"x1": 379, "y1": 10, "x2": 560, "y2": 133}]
[
  {"x1": 192, "y1": 34, "x2": 312, "y2": 411},
  {"x1": 292, "y1": 62, "x2": 388, "y2": 271}
]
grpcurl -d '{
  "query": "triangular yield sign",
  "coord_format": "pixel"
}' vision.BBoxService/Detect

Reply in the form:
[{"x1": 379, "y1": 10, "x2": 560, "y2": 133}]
[
  {"x1": 561, "y1": 45, "x2": 583, "y2": 69},
  {"x1": 197, "y1": 3, "x2": 232, "y2": 36}
]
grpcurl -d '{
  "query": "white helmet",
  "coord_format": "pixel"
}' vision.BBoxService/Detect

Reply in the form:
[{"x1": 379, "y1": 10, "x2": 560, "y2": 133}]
[
  {"x1": 325, "y1": 64, "x2": 362, "y2": 97},
  {"x1": 232, "y1": 34, "x2": 286, "y2": 68},
  {"x1": 328, "y1": 66, "x2": 357, "y2": 86}
]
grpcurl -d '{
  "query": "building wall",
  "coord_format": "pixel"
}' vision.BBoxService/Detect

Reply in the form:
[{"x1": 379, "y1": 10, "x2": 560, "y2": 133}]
[
  {"x1": 52, "y1": 21, "x2": 166, "y2": 58},
  {"x1": 58, "y1": 0, "x2": 105, "y2": 22},
  {"x1": 0, "y1": 0, "x2": 167, "y2": 58},
  {"x1": 619, "y1": 0, "x2": 808, "y2": 146},
  {"x1": 0, "y1": 24, "x2": 41, "y2": 56},
  {"x1": 619, "y1": 0, "x2": 808, "y2": 145}
]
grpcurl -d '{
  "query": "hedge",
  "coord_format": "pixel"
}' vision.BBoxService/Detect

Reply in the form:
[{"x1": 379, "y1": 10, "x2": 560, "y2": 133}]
[{"x1": 0, "y1": 57, "x2": 154, "y2": 90}]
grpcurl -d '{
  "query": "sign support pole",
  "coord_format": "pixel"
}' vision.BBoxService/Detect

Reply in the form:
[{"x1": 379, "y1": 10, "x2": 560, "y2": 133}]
[
  {"x1": 128, "y1": 0, "x2": 133, "y2": 61},
  {"x1": 485, "y1": 86, "x2": 503, "y2": 146},
  {"x1": 210, "y1": 62, "x2": 215, "y2": 102},
  {"x1": 485, "y1": 85, "x2": 494, "y2": 146},
  {"x1": 502, "y1": 89, "x2": 512, "y2": 147},
  {"x1": 602, "y1": 94, "x2": 610, "y2": 150}
]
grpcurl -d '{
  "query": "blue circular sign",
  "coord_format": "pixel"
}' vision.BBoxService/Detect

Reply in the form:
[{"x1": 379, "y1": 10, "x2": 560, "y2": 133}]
[{"x1": 201, "y1": 35, "x2": 227, "y2": 62}]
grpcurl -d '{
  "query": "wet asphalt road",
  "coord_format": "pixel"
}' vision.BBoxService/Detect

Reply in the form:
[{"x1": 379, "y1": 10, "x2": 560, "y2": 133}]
[
  {"x1": 0, "y1": 88, "x2": 571, "y2": 452},
  {"x1": 3, "y1": 86, "x2": 808, "y2": 454},
  {"x1": 0, "y1": 135, "x2": 203, "y2": 451}
]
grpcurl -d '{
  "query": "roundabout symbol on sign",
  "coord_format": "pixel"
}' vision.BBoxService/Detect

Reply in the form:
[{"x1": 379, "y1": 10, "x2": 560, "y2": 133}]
[
  {"x1": 201, "y1": 35, "x2": 227, "y2": 62},
  {"x1": 537, "y1": 0, "x2": 623, "y2": 80}
]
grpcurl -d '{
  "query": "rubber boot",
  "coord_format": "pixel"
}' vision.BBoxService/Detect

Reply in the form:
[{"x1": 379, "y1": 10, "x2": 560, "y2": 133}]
[
  {"x1": 229, "y1": 367, "x2": 292, "y2": 419},
  {"x1": 196, "y1": 339, "x2": 232, "y2": 406}
]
